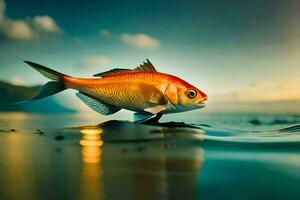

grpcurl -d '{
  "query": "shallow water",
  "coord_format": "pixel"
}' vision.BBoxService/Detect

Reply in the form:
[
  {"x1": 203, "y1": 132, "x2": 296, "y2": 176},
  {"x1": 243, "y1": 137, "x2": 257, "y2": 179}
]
[{"x1": 0, "y1": 112, "x2": 300, "y2": 200}]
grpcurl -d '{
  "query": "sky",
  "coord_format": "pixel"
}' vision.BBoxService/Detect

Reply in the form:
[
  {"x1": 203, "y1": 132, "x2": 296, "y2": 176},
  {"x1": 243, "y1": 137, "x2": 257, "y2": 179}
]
[{"x1": 0, "y1": 0, "x2": 300, "y2": 113}]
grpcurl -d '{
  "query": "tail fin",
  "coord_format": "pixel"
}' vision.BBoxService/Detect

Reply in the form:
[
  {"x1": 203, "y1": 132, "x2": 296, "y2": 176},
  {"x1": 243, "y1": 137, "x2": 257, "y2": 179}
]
[
  {"x1": 24, "y1": 61, "x2": 65, "y2": 81},
  {"x1": 31, "y1": 81, "x2": 65, "y2": 100},
  {"x1": 24, "y1": 61, "x2": 67, "y2": 101}
]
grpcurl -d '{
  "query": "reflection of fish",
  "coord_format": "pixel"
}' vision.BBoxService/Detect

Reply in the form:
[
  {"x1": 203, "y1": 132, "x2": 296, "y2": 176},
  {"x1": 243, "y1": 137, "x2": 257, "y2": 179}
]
[{"x1": 24, "y1": 59, "x2": 207, "y2": 122}]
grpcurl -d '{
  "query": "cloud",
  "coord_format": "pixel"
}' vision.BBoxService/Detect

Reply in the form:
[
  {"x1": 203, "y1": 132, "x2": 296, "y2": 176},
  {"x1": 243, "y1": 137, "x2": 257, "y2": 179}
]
[
  {"x1": 5, "y1": 20, "x2": 34, "y2": 40},
  {"x1": 0, "y1": 0, "x2": 61, "y2": 41},
  {"x1": 33, "y1": 15, "x2": 61, "y2": 33},
  {"x1": 121, "y1": 33, "x2": 160, "y2": 49},
  {"x1": 78, "y1": 55, "x2": 112, "y2": 67}
]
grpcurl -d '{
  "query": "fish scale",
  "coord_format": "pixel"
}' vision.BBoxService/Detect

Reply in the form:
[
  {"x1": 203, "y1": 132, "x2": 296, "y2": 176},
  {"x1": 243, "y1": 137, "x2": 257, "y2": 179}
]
[{"x1": 69, "y1": 72, "x2": 162, "y2": 111}]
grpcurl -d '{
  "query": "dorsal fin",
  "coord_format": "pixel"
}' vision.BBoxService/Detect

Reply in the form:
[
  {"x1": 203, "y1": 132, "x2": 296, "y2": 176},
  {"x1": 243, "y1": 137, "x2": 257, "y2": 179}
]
[
  {"x1": 93, "y1": 59, "x2": 157, "y2": 77},
  {"x1": 93, "y1": 68, "x2": 132, "y2": 77},
  {"x1": 134, "y1": 59, "x2": 157, "y2": 72}
]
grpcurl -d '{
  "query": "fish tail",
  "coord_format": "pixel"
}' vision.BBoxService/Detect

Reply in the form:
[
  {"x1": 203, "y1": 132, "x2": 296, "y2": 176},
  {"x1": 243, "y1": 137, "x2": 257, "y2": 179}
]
[{"x1": 24, "y1": 60, "x2": 68, "y2": 100}]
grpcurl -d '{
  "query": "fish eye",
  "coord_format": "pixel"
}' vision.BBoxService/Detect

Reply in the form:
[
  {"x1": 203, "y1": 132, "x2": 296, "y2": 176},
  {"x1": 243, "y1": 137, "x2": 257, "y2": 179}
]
[{"x1": 187, "y1": 89, "x2": 197, "y2": 99}]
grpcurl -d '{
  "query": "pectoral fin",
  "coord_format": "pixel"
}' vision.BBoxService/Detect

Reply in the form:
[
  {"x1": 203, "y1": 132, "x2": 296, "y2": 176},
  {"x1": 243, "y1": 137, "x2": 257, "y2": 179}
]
[
  {"x1": 165, "y1": 84, "x2": 178, "y2": 104},
  {"x1": 138, "y1": 83, "x2": 167, "y2": 105}
]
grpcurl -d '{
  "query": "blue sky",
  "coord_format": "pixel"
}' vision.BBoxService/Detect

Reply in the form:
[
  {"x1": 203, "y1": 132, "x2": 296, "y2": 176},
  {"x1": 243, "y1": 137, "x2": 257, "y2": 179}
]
[{"x1": 0, "y1": 0, "x2": 300, "y2": 112}]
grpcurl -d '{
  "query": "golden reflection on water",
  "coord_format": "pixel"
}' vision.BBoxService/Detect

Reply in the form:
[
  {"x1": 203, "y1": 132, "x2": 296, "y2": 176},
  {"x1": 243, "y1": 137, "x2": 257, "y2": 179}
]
[
  {"x1": 78, "y1": 124, "x2": 204, "y2": 200},
  {"x1": 0, "y1": 131, "x2": 37, "y2": 200},
  {"x1": 79, "y1": 126, "x2": 104, "y2": 200},
  {"x1": 80, "y1": 126, "x2": 103, "y2": 163}
]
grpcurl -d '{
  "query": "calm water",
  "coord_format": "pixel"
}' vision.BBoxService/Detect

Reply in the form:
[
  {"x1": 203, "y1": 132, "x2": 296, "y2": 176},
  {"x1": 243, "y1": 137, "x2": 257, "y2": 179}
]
[{"x1": 0, "y1": 112, "x2": 300, "y2": 200}]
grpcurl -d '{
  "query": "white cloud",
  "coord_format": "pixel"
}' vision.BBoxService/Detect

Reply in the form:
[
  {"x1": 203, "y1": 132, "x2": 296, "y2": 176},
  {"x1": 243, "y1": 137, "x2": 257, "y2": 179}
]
[
  {"x1": 99, "y1": 29, "x2": 110, "y2": 36},
  {"x1": 121, "y1": 33, "x2": 160, "y2": 49},
  {"x1": 5, "y1": 20, "x2": 34, "y2": 40},
  {"x1": 33, "y1": 15, "x2": 61, "y2": 33},
  {"x1": 0, "y1": 0, "x2": 61, "y2": 41},
  {"x1": 78, "y1": 55, "x2": 112, "y2": 68}
]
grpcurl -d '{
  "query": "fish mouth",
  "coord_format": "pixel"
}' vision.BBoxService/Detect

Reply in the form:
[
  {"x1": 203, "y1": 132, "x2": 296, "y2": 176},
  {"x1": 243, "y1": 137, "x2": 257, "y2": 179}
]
[
  {"x1": 198, "y1": 96, "x2": 207, "y2": 108},
  {"x1": 198, "y1": 101, "x2": 206, "y2": 108}
]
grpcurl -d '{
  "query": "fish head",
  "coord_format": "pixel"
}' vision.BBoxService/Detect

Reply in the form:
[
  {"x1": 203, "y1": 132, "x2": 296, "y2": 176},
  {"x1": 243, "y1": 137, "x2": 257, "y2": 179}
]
[
  {"x1": 164, "y1": 77, "x2": 207, "y2": 112},
  {"x1": 178, "y1": 85, "x2": 207, "y2": 110}
]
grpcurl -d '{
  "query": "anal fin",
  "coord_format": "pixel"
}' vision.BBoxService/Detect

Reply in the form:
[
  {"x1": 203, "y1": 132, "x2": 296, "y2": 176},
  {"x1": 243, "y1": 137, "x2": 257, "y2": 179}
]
[{"x1": 76, "y1": 92, "x2": 121, "y2": 115}]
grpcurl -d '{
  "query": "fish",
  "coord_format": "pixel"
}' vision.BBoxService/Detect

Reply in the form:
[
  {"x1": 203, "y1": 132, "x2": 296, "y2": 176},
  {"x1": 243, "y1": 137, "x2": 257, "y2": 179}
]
[{"x1": 24, "y1": 59, "x2": 207, "y2": 123}]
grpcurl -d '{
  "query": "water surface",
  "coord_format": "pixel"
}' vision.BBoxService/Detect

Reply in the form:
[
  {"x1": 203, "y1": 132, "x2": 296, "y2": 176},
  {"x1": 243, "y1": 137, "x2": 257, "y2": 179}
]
[{"x1": 0, "y1": 112, "x2": 300, "y2": 200}]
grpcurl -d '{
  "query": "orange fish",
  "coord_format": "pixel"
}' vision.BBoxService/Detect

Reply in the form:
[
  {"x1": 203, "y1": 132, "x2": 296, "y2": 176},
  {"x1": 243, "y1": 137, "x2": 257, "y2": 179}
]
[{"x1": 24, "y1": 59, "x2": 207, "y2": 122}]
